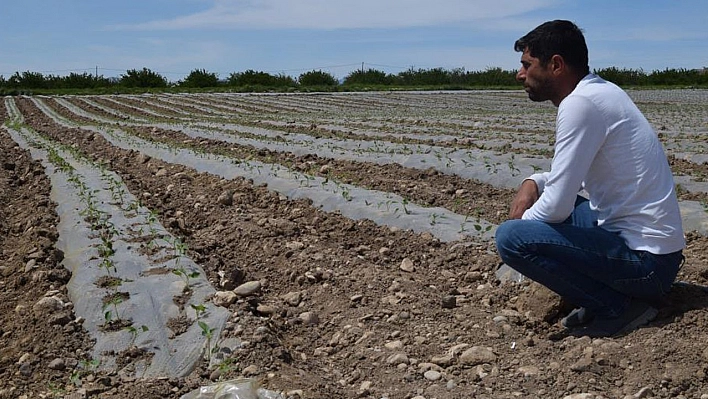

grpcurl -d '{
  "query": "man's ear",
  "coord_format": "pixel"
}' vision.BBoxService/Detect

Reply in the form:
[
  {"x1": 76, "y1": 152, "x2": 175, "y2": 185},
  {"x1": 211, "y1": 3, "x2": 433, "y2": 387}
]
[{"x1": 550, "y1": 54, "x2": 565, "y2": 75}]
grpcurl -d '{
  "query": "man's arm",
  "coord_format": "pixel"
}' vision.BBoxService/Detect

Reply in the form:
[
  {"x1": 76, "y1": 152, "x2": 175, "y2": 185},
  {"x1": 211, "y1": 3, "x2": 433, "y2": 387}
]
[
  {"x1": 509, "y1": 179, "x2": 539, "y2": 219},
  {"x1": 521, "y1": 96, "x2": 606, "y2": 222}
]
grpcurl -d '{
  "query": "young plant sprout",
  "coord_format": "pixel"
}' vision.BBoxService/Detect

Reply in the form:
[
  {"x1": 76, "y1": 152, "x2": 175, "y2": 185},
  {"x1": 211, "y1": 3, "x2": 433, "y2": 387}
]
[
  {"x1": 125, "y1": 325, "x2": 149, "y2": 348},
  {"x1": 190, "y1": 303, "x2": 207, "y2": 320},
  {"x1": 168, "y1": 237, "x2": 200, "y2": 291},
  {"x1": 198, "y1": 320, "x2": 216, "y2": 362},
  {"x1": 103, "y1": 294, "x2": 124, "y2": 324}
]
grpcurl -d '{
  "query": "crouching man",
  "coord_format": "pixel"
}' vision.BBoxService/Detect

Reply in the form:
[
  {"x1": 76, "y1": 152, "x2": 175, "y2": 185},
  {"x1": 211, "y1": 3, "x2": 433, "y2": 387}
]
[{"x1": 495, "y1": 20, "x2": 685, "y2": 337}]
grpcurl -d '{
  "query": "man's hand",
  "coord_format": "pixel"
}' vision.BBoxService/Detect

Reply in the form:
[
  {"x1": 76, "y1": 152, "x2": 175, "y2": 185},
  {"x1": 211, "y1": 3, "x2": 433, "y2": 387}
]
[{"x1": 509, "y1": 179, "x2": 539, "y2": 219}]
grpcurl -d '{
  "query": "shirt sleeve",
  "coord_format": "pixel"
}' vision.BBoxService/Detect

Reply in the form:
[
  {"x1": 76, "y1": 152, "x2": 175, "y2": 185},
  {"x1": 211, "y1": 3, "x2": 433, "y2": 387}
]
[
  {"x1": 522, "y1": 96, "x2": 607, "y2": 222},
  {"x1": 525, "y1": 172, "x2": 549, "y2": 194}
]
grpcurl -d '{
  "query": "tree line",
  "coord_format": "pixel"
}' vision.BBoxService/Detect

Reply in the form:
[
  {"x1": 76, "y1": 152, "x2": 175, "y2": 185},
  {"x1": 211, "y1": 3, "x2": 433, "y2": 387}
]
[{"x1": 1, "y1": 66, "x2": 706, "y2": 94}]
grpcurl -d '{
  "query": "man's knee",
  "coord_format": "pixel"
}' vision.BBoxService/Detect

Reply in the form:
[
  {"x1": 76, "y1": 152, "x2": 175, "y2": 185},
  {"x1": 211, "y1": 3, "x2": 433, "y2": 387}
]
[
  {"x1": 495, "y1": 219, "x2": 525, "y2": 260},
  {"x1": 495, "y1": 219, "x2": 548, "y2": 261}
]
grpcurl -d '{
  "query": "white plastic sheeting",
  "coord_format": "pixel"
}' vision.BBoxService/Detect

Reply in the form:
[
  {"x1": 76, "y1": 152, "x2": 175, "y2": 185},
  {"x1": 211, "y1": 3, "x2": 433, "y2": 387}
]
[{"x1": 5, "y1": 100, "x2": 229, "y2": 378}]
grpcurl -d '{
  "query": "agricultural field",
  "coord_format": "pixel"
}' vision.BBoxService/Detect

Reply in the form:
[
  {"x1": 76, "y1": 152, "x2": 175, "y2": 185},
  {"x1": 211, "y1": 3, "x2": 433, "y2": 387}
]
[{"x1": 1, "y1": 89, "x2": 708, "y2": 399}]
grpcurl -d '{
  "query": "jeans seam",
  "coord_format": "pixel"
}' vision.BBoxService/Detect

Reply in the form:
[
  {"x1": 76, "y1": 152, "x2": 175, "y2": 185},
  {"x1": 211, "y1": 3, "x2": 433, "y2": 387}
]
[
  {"x1": 613, "y1": 271, "x2": 667, "y2": 297},
  {"x1": 525, "y1": 239, "x2": 638, "y2": 263}
]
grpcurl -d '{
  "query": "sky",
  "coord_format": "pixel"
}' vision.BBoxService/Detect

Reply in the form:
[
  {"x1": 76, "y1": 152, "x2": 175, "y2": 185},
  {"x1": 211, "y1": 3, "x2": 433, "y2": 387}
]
[{"x1": 1, "y1": 0, "x2": 706, "y2": 82}]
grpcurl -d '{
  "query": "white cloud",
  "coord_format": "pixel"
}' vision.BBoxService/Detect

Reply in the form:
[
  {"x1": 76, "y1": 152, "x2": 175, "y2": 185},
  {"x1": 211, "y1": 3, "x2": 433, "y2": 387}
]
[{"x1": 111, "y1": 0, "x2": 559, "y2": 31}]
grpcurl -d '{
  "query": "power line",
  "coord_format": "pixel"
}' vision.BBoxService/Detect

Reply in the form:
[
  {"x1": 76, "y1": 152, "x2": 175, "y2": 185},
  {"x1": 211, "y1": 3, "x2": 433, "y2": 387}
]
[
  {"x1": 366, "y1": 62, "x2": 410, "y2": 71},
  {"x1": 0, "y1": 67, "x2": 97, "y2": 75}
]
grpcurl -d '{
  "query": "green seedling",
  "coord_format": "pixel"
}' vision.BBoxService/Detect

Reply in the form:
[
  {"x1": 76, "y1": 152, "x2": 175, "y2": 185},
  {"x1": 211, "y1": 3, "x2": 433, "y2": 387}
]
[
  {"x1": 99, "y1": 258, "x2": 117, "y2": 277},
  {"x1": 146, "y1": 209, "x2": 159, "y2": 225},
  {"x1": 111, "y1": 184, "x2": 126, "y2": 205},
  {"x1": 125, "y1": 199, "x2": 141, "y2": 213},
  {"x1": 198, "y1": 320, "x2": 217, "y2": 362},
  {"x1": 125, "y1": 324, "x2": 149, "y2": 348},
  {"x1": 217, "y1": 357, "x2": 237, "y2": 376},
  {"x1": 103, "y1": 294, "x2": 124, "y2": 323},
  {"x1": 173, "y1": 237, "x2": 188, "y2": 259},
  {"x1": 507, "y1": 154, "x2": 521, "y2": 176},
  {"x1": 147, "y1": 226, "x2": 159, "y2": 248},
  {"x1": 378, "y1": 199, "x2": 394, "y2": 212},
  {"x1": 429, "y1": 213, "x2": 445, "y2": 226},
  {"x1": 97, "y1": 236, "x2": 115, "y2": 258},
  {"x1": 401, "y1": 198, "x2": 411, "y2": 215},
  {"x1": 69, "y1": 358, "x2": 100, "y2": 388},
  {"x1": 474, "y1": 223, "x2": 493, "y2": 233},
  {"x1": 190, "y1": 303, "x2": 207, "y2": 320},
  {"x1": 173, "y1": 268, "x2": 200, "y2": 292},
  {"x1": 459, "y1": 222, "x2": 468, "y2": 233},
  {"x1": 171, "y1": 238, "x2": 198, "y2": 292},
  {"x1": 47, "y1": 383, "x2": 66, "y2": 398}
]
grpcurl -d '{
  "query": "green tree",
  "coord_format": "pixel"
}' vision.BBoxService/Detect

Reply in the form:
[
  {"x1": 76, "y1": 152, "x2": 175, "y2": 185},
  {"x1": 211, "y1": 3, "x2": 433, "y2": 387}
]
[
  {"x1": 466, "y1": 67, "x2": 518, "y2": 86},
  {"x1": 272, "y1": 73, "x2": 297, "y2": 87},
  {"x1": 7, "y1": 71, "x2": 47, "y2": 89},
  {"x1": 395, "y1": 67, "x2": 451, "y2": 86},
  {"x1": 594, "y1": 67, "x2": 647, "y2": 86},
  {"x1": 226, "y1": 70, "x2": 296, "y2": 90},
  {"x1": 179, "y1": 69, "x2": 220, "y2": 88},
  {"x1": 343, "y1": 68, "x2": 393, "y2": 86},
  {"x1": 448, "y1": 67, "x2": 468, "y2": 85},
  {"x1": 298, "y1": 70, "x2": 338, "y2": 86},
  {"x1": 648, "y1": 68, "x2": 694, "y2": 86},
  {"x1": 227, "y1": 70, "x2": 276, "y2": 86},
  {"x1": 62, "y1": 72, "x2": 111, "y2": 89},
  {"x1": 119, "y1": 68, "x2": 168, "y2": 88}
]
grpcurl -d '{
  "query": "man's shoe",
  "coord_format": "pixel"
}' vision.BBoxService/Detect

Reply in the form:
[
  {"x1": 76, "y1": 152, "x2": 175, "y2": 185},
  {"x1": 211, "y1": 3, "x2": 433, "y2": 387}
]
[
  {"x1": 570, "y1": 300, "x2": 658, "y2": 338},
  {"x1": 561, "y1": 307, "x2": 594, "y2": 328}
]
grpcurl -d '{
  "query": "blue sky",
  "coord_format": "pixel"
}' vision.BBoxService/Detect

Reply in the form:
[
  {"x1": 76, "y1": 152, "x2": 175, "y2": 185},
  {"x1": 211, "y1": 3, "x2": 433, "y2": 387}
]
[{"x1": 1, "y1": 0, "x2": 706, "y2": 82}]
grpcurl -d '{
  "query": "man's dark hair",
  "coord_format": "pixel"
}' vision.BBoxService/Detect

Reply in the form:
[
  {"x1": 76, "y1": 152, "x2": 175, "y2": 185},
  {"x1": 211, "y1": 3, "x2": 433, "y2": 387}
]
[{"x1": 514, "y1": 20, "x2": 590, "y2": 76}]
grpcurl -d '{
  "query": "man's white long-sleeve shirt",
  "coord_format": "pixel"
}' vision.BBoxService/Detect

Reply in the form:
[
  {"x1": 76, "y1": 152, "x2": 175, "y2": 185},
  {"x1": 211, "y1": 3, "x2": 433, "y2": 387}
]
[{"x1": 522, "y1": 74, "x2": 685, "y2": 254}]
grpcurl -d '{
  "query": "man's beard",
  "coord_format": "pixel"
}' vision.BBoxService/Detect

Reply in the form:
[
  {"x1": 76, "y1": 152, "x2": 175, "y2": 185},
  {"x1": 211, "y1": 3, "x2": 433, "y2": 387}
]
[{"x1": 525, "y1": 77, "x2": 553, "y2": 103}]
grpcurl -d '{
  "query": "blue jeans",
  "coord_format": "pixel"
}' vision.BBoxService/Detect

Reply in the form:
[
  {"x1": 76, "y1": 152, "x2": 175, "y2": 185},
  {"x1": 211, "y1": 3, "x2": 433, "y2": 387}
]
[{"x1": 495, "y1": 197, "x2": 683, "y2": 318}]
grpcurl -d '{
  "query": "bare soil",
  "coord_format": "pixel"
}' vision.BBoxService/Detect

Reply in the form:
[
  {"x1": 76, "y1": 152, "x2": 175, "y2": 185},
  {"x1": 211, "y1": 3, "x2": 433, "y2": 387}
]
[{"x1": 2, "y1": 95, "x2": 708, "y2": 399}]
